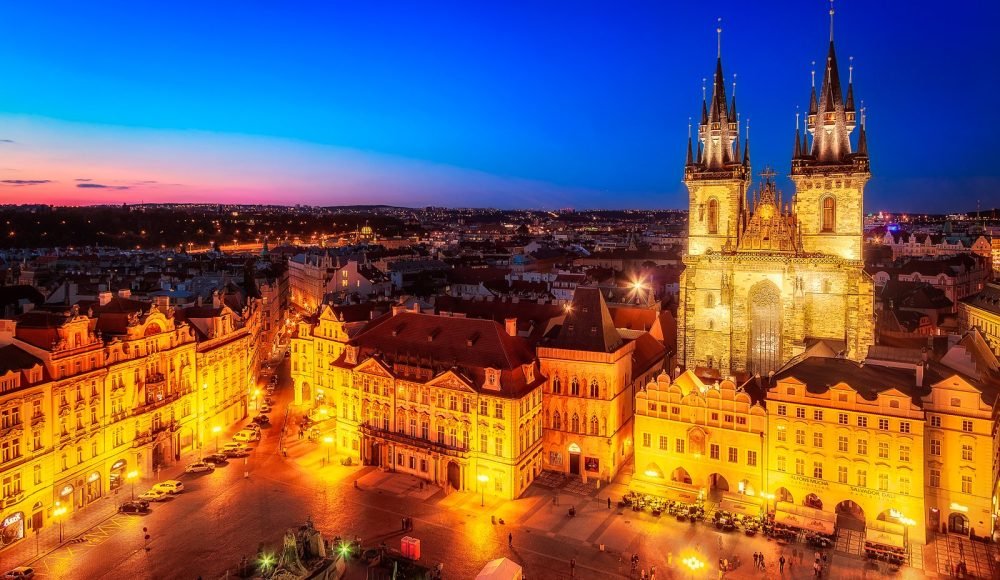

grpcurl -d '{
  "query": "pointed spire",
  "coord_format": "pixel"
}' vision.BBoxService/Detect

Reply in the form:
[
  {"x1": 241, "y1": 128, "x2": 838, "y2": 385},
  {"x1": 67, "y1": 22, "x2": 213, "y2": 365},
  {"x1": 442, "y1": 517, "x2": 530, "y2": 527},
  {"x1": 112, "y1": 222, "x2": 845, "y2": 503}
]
[
  {"x1": 845, "y1": 56, "x2": 856, "y2": 111},
  {"x1": 857, "y1": 105, "x2": 868, "y2": 156},
  {"x1": 717, "y1": 17, "x2": 723, "y2": 58},
  {"x1": 793, "y1": 110, "x2": 802, "y2": 158},
  {"x1": 696, "y1": 141, "x2": 703, "y2": 164},
  {"x1": 743, "y1": 118, "x2": 751, "y2": 167},
  {"x1": 808, "y1": 62, "x2": 818, "y2": 115},
  {"x1": 701, "y1": 78, "x2": 708, "y2": 124},
  {"x1": 686, "y1": 118, "x2": 694, "y2": 166},
  {"x1": 730, "y1": 74, "x2": 738, "y2": 122},
  {"x1": 829, "y1": 0, "x2": 835, "y2": 42}
]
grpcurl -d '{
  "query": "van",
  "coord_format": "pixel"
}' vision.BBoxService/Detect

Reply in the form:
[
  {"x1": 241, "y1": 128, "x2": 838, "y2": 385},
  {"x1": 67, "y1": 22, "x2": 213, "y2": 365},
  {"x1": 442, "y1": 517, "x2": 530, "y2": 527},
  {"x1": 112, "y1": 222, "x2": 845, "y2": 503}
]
[
  {"x1": 3, "y1": 566, "x2": 35, "y2": 579},
  {"x1": 233, "y1": 430, "x2": 259, "y2": 443},
  {"x1": 152, "y1": 480, "x2": 184, "y2": 494}
]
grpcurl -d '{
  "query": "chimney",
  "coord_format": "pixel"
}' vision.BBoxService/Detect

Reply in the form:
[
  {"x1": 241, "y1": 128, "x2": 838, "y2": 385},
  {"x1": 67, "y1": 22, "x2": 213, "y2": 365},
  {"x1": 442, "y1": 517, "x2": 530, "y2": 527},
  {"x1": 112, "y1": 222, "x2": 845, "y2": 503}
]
[
  {"x1": 391, "y1": 305, "x2": 406, "y2": 316},
  {"x1": 117, "y1": 288, "x2": 131, "y2": 298},
  {"x1": 505, "y1": 318, "x2": 518, "y2": 337},
  {"x1": 154, "y1": 295, "x2": 170, "y2": 310},
  {"x1": 411, "y1": 303, "x2": 420, "y2": 314},
  {"x1": 915, "y1": 362, "x2": 924, "y2": 387},
  {"x1": 0, "y1": 320, "x2": 16, "y2": 347},
  {"x1": 212, "y1": 289, "x2": 221, "y2": 308},
  {"x1": 98, "y1": 291, "x2": 113, "y2": 306}
]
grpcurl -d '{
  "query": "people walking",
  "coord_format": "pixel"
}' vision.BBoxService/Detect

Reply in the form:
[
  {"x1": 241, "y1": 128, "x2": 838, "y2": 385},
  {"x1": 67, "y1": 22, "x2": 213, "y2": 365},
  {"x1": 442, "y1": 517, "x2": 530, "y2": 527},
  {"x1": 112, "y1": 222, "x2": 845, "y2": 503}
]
[
  {"x1": 608, "y1": 497, "x2": 612, "y2": 509},
  {"x1": 570, "y1": 558, "x2": 576, "y2": 577},
  {"x1": 779, "y1": 555, "x2": 785, "y2": 572},
  {"x1": 508, "y1": 532, "x2": 512, "y2": 547},
  {"x1": 753, "y1": 552, "x2": 759, "y2": 569}
]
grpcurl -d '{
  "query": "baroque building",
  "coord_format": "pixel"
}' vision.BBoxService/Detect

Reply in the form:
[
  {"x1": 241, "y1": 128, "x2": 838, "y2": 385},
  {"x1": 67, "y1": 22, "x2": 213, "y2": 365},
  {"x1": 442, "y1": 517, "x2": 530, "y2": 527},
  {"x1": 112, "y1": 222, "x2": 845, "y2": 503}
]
[{"x1": 677, "y1": 30, "x2": 874, "y2": 378}]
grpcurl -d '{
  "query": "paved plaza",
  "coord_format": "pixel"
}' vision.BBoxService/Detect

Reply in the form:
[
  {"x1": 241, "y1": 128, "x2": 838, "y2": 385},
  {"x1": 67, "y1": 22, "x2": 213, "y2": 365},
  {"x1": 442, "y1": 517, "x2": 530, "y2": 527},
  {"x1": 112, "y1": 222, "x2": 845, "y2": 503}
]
[{"x1": 2, "y1": 359, "x2": 996, "y2": 579}]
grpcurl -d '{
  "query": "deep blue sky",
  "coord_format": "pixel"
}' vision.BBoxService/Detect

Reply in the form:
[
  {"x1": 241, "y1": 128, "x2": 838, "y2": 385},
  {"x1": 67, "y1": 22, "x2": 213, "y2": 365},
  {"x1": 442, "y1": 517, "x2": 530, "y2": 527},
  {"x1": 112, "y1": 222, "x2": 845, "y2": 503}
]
[{"x1": 0, "y1": 1, "x2": 996, "y2": 211}]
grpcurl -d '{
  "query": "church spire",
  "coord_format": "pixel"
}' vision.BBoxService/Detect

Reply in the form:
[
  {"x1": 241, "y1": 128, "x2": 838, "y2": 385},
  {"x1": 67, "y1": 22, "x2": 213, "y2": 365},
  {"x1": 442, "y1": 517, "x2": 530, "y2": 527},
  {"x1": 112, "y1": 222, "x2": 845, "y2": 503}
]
[
  {"x1": 690, "y1": 18, "x2": 741, "y2": 172},
  {"x1": 743, "y1": 118, "x2": 751, "y2": 167},
  {"x1": 793, "y1": 111, "x2": 802, "y2": 158},
  {"x1": 686, "y1": 119, "x2": 694, "y2": 166},
  {"x1": 802, "y1": 0, "x2": 857, "y2": 164},
  {"x1": 857, "y1": 105, "x2": 869, "y2": 157}
]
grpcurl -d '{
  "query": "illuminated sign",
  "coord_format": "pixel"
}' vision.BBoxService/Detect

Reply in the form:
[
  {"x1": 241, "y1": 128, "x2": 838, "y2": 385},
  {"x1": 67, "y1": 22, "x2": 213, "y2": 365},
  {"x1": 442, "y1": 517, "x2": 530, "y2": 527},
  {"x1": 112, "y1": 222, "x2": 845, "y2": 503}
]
[
  {"x1": 567, "y1": 443, "x2": 581, "y2": 453},
  {"x1": 111, "y1": 459, "x2": 126, "y2": 470},
  {"x1": 60, "y1": 485, "x2": 73, "y2": 497},
  {"x1": 87, "y1": 472, "x2": 100, "y2": 483},
  {"x1": 950, "y1": 502, "x2": 969, "y2": 513},
  {"x1": 2, "y1": 512, "x2": 21, "y2": 527}
]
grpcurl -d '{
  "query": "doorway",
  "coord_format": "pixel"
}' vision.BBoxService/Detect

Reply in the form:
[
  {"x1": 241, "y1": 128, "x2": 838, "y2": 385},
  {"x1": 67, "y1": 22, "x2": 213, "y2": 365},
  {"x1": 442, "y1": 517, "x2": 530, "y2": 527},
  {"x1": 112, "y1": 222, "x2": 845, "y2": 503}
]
[{"x1": 447, "y1": 461, "x2": 461, "y2": 490}]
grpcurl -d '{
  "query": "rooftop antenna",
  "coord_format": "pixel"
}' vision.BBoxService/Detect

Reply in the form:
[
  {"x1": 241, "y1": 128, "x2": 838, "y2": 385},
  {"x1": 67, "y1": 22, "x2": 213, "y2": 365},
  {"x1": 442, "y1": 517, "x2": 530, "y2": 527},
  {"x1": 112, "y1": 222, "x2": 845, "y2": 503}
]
[
  {"x1": 829, "y1": 0, "x2": 835, "y2": 42},
  {"x1": 717, "y1": 17, "x2": 723, "y2": 58}
]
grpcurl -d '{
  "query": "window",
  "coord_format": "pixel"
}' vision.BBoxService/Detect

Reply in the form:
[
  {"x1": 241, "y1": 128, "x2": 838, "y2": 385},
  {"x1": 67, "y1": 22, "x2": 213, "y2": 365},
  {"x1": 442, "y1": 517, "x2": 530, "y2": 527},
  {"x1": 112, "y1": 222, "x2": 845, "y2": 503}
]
[
  {"x1": 570, "y1": 378, "x2": 579, "y2": 396},
  {"x1": 899, "y1": 445, "x2": 910, "y2": 462},
  {"x1": 479, "y1": 399, "x2": 488, "y2": 415},
  {"x1": 962, "y1": 420, "x2": 973, "y2": 433},
  {"x1": 962, "y1": 475, "x2": 972, "y2": 494},
  {"x1": 795, "y1": 407, "x2": 806, "y2": 419},
  {"x1": 821, "y1": 197, "x2": 835, "y2": 232},
  {"x1": 930, "y1": 415, "x2": 941, "y2": 428},
  {"x1": 33, "y1": 464, "x2": 41, "y2": 485},
  {"x1": 710, "y1": 412, "x2": 719, "y2": 421},
  {"x1": 813, "y1": 462, "x2": 823, "y2": 479},
  {"x1": 552, "y1": 412, "x2": 562, "y2": 430},
  {"x1": 494, "y1": 402, "x2": 504, "y2": 419},
  {"x1": 857, "y1": 416, "x2": 868, "y2": 428},
  {"x1": 449, "y1": 395, "x2": 457, "y2": 411},
  {"x1": 899, "y1": 422, "x2": 910, "y2": 434},
  {"x1": 552, "y1": 376, "x2": 561, "y2": 394},
  {"x1": 950, "y1": 397, "x2": 961, "y2": 407},
  {"x1": 812, "y1": 432, "x2": 823, "y2": 448},
  {"x1": 857, "y1": 439, "x2": 868, "y2": 455},
  {"x1": 462, "y1": 398, "x2": 470, "y2": 414},
  {"x1": 589, "y1": 380, "x2": 599, "y2": 398},
  {"x1": 495, "y1": 436, "x2": 504, "y2": 457},
  {"x1": 724, "y1": 414, "x2": 733, "y2": 423},
  {"x1": 795, "y1": 458, "x2": 804, "y2": 476},
  {"x1": 747, "y1": 450, "x2": 757, "y2": 467},
  {"x1": 929, "y1": 469, "x2": 940, "y2": 488},
  {"x1": 777, "y1": 405, "x2": 787, "y2": 416},
  {"x1": 878, "y1": 442, "x2": 889, "y2": 459},
  {"x1": 930, "y1": 439, "x2": 941, "y2": 456},
  {"x1": 481, "y1": 434, "x2": 488, "y2": 453},
  {"x1": 642, "y1": 433, "x2": 651, "y2": 447},
  {"x1": 672, "y1": 406, "x2": 681, "y2": 415},
  {"x1": 776, "y1": 427, "x2": 787, "y2": 442},
  {"x1": 962, "y1": 444, "x2": 973, "y2": 461},
  {"x1": 571, "y1": 414, "x2": 580, "y2": 433},
  {"x1": 676, "y1": 439, "x2": 685, "y2": 454},
  {"x1": 707, "y1": 198, "x2": 719, "y2": 234},
  {"x1": 838, "y1": 436, "x2": 849, "y2": 453},
  {"x1": 736, "y1": 416, "x2": 747, "y2": 426},
  {"x1": 710, "y1": 444, "x2": 720, "y2": 460},
  {"x1": 899, "y1": 475, "x2": 911, "y2": 495},
  {"x1": 795, "y1": 429, "x2": 805, "y2": 445},
  {"x1": 813, "y1": 410, "x2": 824, "y2": 421},
  {"x1": 838, "y1": 413, "x2": 848, "y2": 425},
  {"x1": 777, "y1": 456, "x2": 787, "y2": 472},
  {"x1": 838, "y1": 466, "x2": 848, "y2": 483},
  {"x1": 857, "y1": 470, "x2": 867, "y2": 487},
  {"x1": 878, "y1": 473, "x2": 889, "y2": 491},
  {"x1": 878, "y1": 418, "x2": 888, "y2": 431},
  {"x1": 727, "y1": 447, "x2": 738, "y2": 463}
]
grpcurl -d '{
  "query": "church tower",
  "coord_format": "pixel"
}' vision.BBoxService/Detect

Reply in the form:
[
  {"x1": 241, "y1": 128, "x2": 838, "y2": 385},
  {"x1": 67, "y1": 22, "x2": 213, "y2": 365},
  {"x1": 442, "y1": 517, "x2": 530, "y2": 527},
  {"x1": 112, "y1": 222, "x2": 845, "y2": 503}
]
[
  {"x1": 790, "y1": 3, "x2": 870, "y2": 261},
  {"x1": 684, "y1": 23, "x2": 750, "y2": 256}
]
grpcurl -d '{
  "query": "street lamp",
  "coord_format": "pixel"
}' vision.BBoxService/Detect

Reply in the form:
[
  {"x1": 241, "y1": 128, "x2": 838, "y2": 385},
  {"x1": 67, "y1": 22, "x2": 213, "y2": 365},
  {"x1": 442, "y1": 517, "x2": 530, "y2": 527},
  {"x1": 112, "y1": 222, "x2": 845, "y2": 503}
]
[
  {"x1": 682, "y1": 555, "x2": 704, "y2": 578},
  {"x1": 52, "y1": 502, "x2": 67, "y2": 543},
  {"x1": 323, "y1": 436, "x2": 334, "y2": 465},
  {"x1": 254, "y1": 389, "x2": 261, "y2": 410},
  {"x1": 126, "y1": 470, "x2": 139, "y2": 501},
  {"x1": 212, "y1": 426, "x2": 222, "y2": 453},
  {"x1": 478, "y1": 474, "x2": 489, "y2": 507}
]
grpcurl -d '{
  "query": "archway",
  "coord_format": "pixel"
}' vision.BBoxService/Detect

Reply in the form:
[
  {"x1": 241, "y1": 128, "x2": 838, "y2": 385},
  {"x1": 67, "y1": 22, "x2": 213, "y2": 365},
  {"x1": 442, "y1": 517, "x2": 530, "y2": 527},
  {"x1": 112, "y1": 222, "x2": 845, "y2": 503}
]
[
  {"x1": 109, "y1": 459, "x2": 127, "y2": 491},
  {"x1": 368, "y1": 441, "x2": 382, "y2": 467},
  {"x1": 707, "y1": 473, "x2": 729, "y2": 500},
  {"x1": 747, "y1": 280, "x2": 782, "y2": 375},
  {"x1": 152, "y1": 443, "x2": 164, "y2": 470},
  {"x1": 447, "y1": 461, "x2": 461, "y2": 490},
  {"x1": 568, "y1": 443, "x2": 581, "y2": 476},
  {"x1": 804, "y1": 493, "x2": 823, "y2": 510},
  {"x1": 948, "y1": 513, "x2": 970, "y2": 535},
  {"x1": 775, "y1": 487, "x2": 793, "y2": 504},
  {"x1": 671, "y1": 467, "x2": 692, "y2": 485},
  {"x1": 836, "y1": 499, "x2": 865, "y2": 520},
  {"x1": 301, "y1": 382, "x2": 312, "y2": 403}
]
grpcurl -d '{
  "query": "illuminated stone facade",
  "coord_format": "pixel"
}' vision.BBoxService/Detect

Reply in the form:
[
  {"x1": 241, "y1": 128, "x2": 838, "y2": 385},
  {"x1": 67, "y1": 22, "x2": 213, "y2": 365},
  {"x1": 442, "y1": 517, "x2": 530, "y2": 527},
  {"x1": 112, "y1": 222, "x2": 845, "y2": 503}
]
[{"x1": 678, "y1": 38, "x2": 874, "y2": 379}]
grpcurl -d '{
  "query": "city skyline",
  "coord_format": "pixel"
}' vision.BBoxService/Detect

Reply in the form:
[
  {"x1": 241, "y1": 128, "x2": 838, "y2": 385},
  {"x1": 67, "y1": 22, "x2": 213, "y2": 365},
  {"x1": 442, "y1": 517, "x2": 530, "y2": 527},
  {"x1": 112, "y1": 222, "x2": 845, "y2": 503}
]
[{"x1": 0, "y1": 1, "x2": 996, "y2": 211}]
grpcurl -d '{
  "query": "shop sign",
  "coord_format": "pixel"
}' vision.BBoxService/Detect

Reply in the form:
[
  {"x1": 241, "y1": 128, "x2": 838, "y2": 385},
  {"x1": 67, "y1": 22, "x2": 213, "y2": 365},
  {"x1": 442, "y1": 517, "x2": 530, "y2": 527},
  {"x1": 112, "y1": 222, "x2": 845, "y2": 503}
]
[
  {"x1": 87, "y1": 472, "x2": 100, "y2": 483},
  {"x1": 111, "y1": 459, "x2": 126, "y2": 470},
  {"x1": 0, "y1": 511, "x2": 24, "y2": 547},
  {"x1": 790, "y1": 474, "x2": 829, "y2": 488},
  {"x1": 849, "y1": 485, "x2": 894, "y2": 499},
  {"x1": 60, "y1": 485, "x2": 73, "y2": 497},
  {"x1": 585, "y1": 457, "x2": 599, "y2": 472},
  {"x1": 2, "y1": 512, "x2": 21, "y2": 528}
]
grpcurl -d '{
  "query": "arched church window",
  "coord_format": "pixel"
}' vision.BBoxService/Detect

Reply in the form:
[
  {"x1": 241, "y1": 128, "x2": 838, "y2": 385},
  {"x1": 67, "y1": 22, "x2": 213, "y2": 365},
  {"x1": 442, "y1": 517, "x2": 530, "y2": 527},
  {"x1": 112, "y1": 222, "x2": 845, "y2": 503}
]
[
  {"x1": 552, "y1": 411, "x2": 561, "y2": 430},
  {"x1": 589, "y1": 379, "x2": 600, "y2": 398},
  {"x1": 552, "y1": 376, "x2": 561, "y2": 394},
  {"x1": 590, "y1": 415, "x2": 599, "y2": 435},
  {"x1": 822, "y1": 197, "x2": 836, "y2": 232},
  {"x1": 707, "y1": 199, "x2": 719, "y2": 234},
  {"x1": 705, "y1": 293, "x2": 715, "y2": 308},
  {"x1": 570, "y1": 378, "x2": 580, "y2": 396},
  {"x1": 571, "y1": 413, "x2": 580, "y2": 433}
]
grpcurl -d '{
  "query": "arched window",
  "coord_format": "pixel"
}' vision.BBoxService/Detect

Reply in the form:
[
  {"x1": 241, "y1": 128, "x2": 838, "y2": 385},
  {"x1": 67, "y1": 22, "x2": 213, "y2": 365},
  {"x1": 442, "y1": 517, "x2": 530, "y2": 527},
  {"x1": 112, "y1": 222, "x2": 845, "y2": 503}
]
[
  {"x1": 590, "y1": 415, "x2": 599, "y2": 435},
  {"x1": 589, "y1": 379, "x2": 600, "y2": 398},
  {"x1": 707, "y1": 199, "x2": 719, "y2": 234},
  {"x1": 570, "y1": 378, "x2": 580, "y2": 396},
  {"x1": 571, "y1": 413, "x2": 580, "y2": 433},
  {"x1": 552, "y1": 376, "x2": 561, "y2": 394},
  {"x1": 822, "y1": 197, "x2": 836, "y2": 232},
  {"x1": 552, "y1": 411, "x2": 561, "y2": 430},
  {"x1": 705, "y1": 293, "x2": 715, "y2": 308}
]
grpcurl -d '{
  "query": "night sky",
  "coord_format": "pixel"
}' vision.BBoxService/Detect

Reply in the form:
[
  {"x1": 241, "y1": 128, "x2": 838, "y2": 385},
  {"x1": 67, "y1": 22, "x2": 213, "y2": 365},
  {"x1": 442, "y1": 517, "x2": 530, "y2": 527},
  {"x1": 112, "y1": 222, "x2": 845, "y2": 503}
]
[{"x1": 0, "y1": 1, "x2": 996, "y2": 211}]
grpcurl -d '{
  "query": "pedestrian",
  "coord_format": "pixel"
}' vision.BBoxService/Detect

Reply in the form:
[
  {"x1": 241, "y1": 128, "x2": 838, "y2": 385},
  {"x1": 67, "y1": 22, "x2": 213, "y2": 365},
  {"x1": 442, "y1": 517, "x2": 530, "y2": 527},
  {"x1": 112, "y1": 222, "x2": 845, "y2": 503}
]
[
  {"x1": 608, "y1": 497, "x2": 612, "y2": 509},
  {"x1": 508, "y1": 532, "x2": 512, "y2": 547},
  {"x1": 760, "y1": 555, "x2": 765, "y2": 570},
  {"x1": 753, "y1": 552, "x2": 759, "y2": 569},
  {"x1": 640, "y1": 568, "x2": 646, "y2": 580},
  {"x1": 779, "y1": 555, "x2": 785, "y2": 572},
  {"x1": 570, "y1": 558, "x2": 576, "y2": 577},
  {"x1": 650, "y1": 564, "x2": 656, "y2": 579}
]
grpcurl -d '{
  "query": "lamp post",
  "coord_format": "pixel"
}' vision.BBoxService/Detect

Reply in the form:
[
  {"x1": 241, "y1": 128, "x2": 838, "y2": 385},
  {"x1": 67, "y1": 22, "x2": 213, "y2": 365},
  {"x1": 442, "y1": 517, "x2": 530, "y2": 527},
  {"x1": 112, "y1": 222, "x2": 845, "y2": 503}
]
[
  {"x1": 323, "y1": 436, "x2": 334, "y2": 465},
  {"x1": 478, "y1": 474, "x2": 488, "y2": 507},
  {"x1": 126, "y1": 470, "x2": 139, "y2": 501},
  {"x1": 212, "y1": 426, "x2": 221, "y2": 453},
  {"x1": 682, "y1": 554, "x2": 704, "y2": 579},
  {"x1": 254, "y1": 389, "x2": 261, "y2": 411},
  {"x1": 52, "y1": 502, "x2": 67, "y2": 544}
]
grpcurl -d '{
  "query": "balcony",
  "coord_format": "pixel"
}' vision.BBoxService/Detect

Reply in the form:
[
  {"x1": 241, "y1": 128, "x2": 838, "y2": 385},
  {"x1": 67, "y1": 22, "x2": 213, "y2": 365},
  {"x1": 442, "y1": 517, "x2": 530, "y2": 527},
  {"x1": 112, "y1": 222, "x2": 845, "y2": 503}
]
[
  {"x1": 31, "y1": 414, "x2": 44, "y2": 427},
  {"x1": 145, "y1": 373, "x2": 166, "y2": 386},
  {"x1": 0, "y1": 422, "x2": 23, "y2": 439},
  {"x1": 133, "y1": 431, "x2": 153, "y2": 447},
  {"x1": 133, "y1": 391, "x2": 183, "y2": 416},
  {"x1": 3, "y1": 492, "x2": 24, "y2": 507},
  {"x1": 359, "y1": 424, "x2": 469, "y2": 458}
]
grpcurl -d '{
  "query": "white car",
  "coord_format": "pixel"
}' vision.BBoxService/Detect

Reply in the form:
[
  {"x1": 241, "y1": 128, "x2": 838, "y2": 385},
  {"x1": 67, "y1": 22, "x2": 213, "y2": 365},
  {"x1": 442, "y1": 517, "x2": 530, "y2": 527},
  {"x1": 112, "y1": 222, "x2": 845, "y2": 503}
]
[
  {"x1": 184, "y1": 461, "x2": 215, "y2": 474},
  {"x1": 152, "y1": 480, "x2": 185, "y2": 494},
  {"x1": 137, "y1": 488, "x2": 169, "y2": 502}
]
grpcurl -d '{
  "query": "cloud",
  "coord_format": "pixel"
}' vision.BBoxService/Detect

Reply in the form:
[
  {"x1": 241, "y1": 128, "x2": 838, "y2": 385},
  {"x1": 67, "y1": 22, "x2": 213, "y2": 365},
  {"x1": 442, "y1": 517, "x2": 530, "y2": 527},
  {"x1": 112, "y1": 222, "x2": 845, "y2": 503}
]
[
  {"x1": 75, "y1": 178, "x2": 92, "y2": 182},
  {"x1": 0, "y1": 139, "x2": 13, "y2": 143},
  {"x1": 1, "y1": 179, "x2": 51, "y2": 186},
  {"x1": 76, "y1": 182, "x2": 130, "y2": 190}
]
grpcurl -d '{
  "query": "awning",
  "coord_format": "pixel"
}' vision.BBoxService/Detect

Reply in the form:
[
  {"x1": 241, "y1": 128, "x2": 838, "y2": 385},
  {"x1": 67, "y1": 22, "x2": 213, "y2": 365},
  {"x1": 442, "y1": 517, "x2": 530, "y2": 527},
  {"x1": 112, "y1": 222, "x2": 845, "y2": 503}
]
[
  {"x1": 866, "y1": 519, "x2": 905, "y2": 549},
  {"x1": 719, "y1": 494, "x2": 763, "y2": 515},
  {"x1": 628, "y1": 479, "x2": 701, "y2": 503},
  {"x1": 774, "y1": 501, "x2": 836, "y2": 535}
]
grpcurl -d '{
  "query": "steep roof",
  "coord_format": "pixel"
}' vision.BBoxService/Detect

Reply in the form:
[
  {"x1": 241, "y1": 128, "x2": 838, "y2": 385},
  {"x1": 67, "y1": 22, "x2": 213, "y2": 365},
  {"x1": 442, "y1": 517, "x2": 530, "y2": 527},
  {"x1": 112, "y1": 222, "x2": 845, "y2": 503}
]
[
  {"x1": 0, "y1": 344, "x2": 44, "y2": 376},
  {"x1": 547, "y1": 287, "x2": 622, "y2": 353},
  {"x1": 773, "y1": 356, "x2": 925, "y2": 403}
]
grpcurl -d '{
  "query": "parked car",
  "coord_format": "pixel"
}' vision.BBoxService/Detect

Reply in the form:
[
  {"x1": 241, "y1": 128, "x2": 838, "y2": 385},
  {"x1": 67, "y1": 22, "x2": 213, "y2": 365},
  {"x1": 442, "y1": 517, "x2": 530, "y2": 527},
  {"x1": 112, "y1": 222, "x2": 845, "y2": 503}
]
[
  {"x1": 2, "y1": 567, "x2": 35, "y2": 578},
  {"x1": 252, "y1": 414, "x2": 270, "y2": 425},
  {"x1": 233, "y1": 430, "x2": 260, "y2": 443},
  {"x1": 185, "y1": 461, "x2": 215, "y2": 474},
  {"x1": 119, "y1": 501, "x2": 151, "y2": 515},
  {"x1": 152, "y1": 480, "x2": 185, "y2": 494},
  {"x1": 202, "y1": 453, "x2": 228, "y2": 466},
  {"x1": 260, "y1": 404, "x2": 272, "y2": 413},
  {"x1": 224, "y1": 447, "x2": 250, "y2": 458},
  {"x1": 137, "y1": 489, "x2": 169, "y2": 502}
]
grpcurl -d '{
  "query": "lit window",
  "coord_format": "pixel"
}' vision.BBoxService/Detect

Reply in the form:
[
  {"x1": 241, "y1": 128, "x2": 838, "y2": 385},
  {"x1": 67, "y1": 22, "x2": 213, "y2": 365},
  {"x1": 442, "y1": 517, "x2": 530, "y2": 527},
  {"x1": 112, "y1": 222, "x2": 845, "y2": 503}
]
[
  {"x1": 813, "y1": 462, "x2": 823, "y2": 479},
  {"x1": 961, "y1": 475, "x2": 972, "y2": 494},
  {"x1": 962, "y1": 420, "x2": 973, "y2": 433},
  {"x1": 930, "y1": 439, "x2": 941, "y2": 456},
  {"x1": 795, "y1": 458, "x2": 804, "y2": 475},
  {"x1": 822, "y1": 197, "x2": 835, "y2": 232}
]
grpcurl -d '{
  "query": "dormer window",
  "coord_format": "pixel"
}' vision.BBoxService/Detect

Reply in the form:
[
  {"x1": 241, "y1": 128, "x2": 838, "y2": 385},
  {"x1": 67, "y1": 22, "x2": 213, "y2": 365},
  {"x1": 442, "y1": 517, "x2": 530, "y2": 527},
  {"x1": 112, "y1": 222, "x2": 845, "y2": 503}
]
[{"x1": 484, "y1": 368, "x2": 501, "y2": 391}]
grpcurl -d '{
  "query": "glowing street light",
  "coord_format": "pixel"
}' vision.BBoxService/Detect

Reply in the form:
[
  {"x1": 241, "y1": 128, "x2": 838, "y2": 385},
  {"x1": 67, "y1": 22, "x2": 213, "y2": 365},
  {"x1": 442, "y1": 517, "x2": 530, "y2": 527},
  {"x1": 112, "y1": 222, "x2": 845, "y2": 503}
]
[
  {"x1": 682, "y1": 554, "x2": 704, "y2": 578},
  {"x1": 212, "y1": 426, "x2": 222, "y2": 452},
  {"x1": 259, "y1": 553, "x2": 275, "y2": 574},
  {"x1": 126, "y1": 470, "x2": 139, "y2": 501},
  {"x1": 52, "y1": 502, "x2": 68, "y2": 543},
  {"x1": 478, "y1": 474, "x2": 489, "y2": 507},
  {"x1": 323, "y1": 435, "x2": 334, "y2": 464}
]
